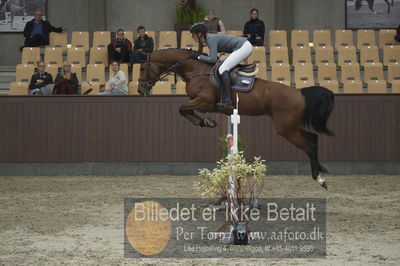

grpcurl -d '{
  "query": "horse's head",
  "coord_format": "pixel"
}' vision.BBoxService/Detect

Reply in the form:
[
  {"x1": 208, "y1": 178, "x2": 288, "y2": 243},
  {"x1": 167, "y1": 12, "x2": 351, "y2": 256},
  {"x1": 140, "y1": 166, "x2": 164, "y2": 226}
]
[{"x1": 138, "y1": 61, "x2": 163, "y2": 96}]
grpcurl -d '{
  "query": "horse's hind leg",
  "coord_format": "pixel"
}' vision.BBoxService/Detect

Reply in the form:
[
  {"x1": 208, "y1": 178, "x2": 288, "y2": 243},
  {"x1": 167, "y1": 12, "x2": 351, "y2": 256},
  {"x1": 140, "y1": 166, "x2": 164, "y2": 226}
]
[{"x1": 279, "y1": 126, "x2": 328, "y2": 189}]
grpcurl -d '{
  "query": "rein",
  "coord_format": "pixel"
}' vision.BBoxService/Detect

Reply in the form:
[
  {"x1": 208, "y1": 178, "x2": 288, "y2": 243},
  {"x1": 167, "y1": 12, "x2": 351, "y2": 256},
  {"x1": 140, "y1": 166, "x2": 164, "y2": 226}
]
[{"x1": 138, "y1": 52, "x2": 211, "y2": 88}]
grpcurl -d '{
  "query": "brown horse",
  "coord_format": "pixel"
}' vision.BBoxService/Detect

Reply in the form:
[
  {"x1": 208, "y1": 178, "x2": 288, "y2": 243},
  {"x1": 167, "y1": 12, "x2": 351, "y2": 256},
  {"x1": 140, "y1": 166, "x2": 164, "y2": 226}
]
[{"x1": 138, "y1": 49, "x2": 334, "y2": 189}]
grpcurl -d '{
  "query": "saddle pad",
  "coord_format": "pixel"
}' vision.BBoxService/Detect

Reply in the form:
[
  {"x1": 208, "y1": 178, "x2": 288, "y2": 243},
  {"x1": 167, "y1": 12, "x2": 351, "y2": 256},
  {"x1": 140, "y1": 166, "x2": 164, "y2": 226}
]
[{"x1": 210, "y1": 73, "x2": 255, "y2": 92}]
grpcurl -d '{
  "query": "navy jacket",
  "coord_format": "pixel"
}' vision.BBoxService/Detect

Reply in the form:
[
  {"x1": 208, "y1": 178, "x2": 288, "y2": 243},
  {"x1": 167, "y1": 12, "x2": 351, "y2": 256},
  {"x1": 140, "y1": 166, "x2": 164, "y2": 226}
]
[
  {"x1": 23, "y1": 19, "x2": 63, "y2": 45},
  {"x1": 243, "y1": 18, "x2": 265, "y2": 40}
]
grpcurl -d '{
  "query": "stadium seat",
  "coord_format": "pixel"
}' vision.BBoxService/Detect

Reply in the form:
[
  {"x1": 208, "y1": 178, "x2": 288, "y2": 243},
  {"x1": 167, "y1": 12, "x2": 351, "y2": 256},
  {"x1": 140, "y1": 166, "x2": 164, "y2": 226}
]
[
  {"x1": 110, "y1": 63, "x2": 129, "y2": 82},
  {"x1": 269, "y1": 30, "x2": 287, "y2": 48},
  {"x1": 343, "y1": 80, "x2": 363, "y2": 93},
  {"x1": 128, "y1": 81, "x2": 139, "y2": 95},
  {"x1": 44, "y1": 47, "x2": 63, "y2": 66},
  {"x1": 357, "y1": 29, "x2": 375, "y2": 49},
  {"x1": 16, "y1": 64, "x2": 35, "y2": 82},
  {"x1": 247, "y1": 46, "x2": 266, "y2": 64},
  {"x1": 360, "y1": 45, "x2": 380, "y2": 67},
  {"x1": 226, "y1": 30, "x2": 243, "y2": 36},
  {"x1": 45, "y1": 64, "x2": 59, "y2": 79},
  {"x1": 294, "y1": 63, "x2": 314, "y2": 88},
  {"x1": 269, "y1": 46, "x2": 289, "y2": 65},
  {"x1": 341, "y1": 63, "x2": 361, "y2": 84},
  {"x1": 367, "y1": 80, "x2": 387, "y2": 93},
  {"x1": 22, "y1": 47, "x2": 40, "y2": 65},
  {"x1": 379, "y1": 29, "x2": 397, "y2": 48},
  {"x1": 132, "y1": 64, "x2": 140, "y2": 82},
  {"x1": 49, "y1": 32, "x2": 68, "y2": 51},
  {"x1": 159, "y1": 74, "x2": 174, "y2": 84},
  {"x1": 175, "y1": 80, "x2": 187, "y2": 95},
  {"x1": 256, "y1": 64, "x2": 267, "y2": 79},
  {"x1": 9, "y1": 82, "x2": 29, "y2": 95},
  {"x1": 392, "y1": 80, "x2": 400, "y2": 93},
  {"x1": 317, "y1": 63, "x2": 338, "y2": 84},
  {"x1": 364, "y1": 62, "x2": 384, "y2": 82},
  {"x1": 292, "y1": 46, "x2": 312, "y2": 65},
  {"x1": 320, "y1": 80, "x2": 339, "y2": 93},
  {"x1": 313, "y1": 30, "x2": 332, "y2": 47},
  {"x1": 86, "y1": 64, "x2": 105, "y2": 85},
  {"x1": 159, "y1": 31, "x2": 177, "y2": 49},
  {"x1": 81, "y1": 81, "x2": 100, "y2": 95},
  {"x1": 202, "y1": 46, "x2": 210, "y2": 55},
  {"x1": 89, "y1": 47, "x2": 108, "y2": 65},
  {"x1": 124, "y1": 31, "x2": 134, "y2": 43},
  {"x1": 71, "y1": 64, "x2": 82, "y2": 84},
  {"x1": 338, "y1": 46, "x2": 357, "y2": 66},
  {"x1": 383, "y1": 45, "x2": 400, "y2": 66},
  {"x1": 335, "y1": 30, "x2": 353, "y2": 49},
  {"x1": 152, "y1": 81, "x2": 172, "y2": 95},
  {"x1": 315, "y1": 46, "x2": 334, "y2": 65},
  {"x1": 71, "y1": 31, "x2": 89, "y2": 51},
  {"x1": 271, "y1": 63, "x2": 291, "y2": 86},
  {"x1": 291, "y1": 30, "x2": 309, "y2": 49},
  {"x1": 181, "y1": 30, "x2": 198, "y2": 49},
  {"x1": 67, "y1": 48, "x2": 86, "y2": 66},
  {"x1": 388, "y1": 63, "x2": 400, "y2": 84},
  {"x1": 93, "y1": 31, "x2": 111, "y2": 48}
]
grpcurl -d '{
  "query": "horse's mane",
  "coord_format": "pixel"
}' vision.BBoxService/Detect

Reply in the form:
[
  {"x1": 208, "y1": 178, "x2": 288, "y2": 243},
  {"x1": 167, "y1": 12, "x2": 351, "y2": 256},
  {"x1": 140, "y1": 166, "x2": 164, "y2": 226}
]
[{"x1": 151, "y1": 48, "x2": 193, "y2": 54}]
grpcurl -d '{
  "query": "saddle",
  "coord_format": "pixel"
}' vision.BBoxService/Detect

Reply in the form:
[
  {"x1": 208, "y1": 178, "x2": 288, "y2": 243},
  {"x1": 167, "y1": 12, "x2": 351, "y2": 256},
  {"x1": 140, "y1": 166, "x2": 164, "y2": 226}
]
[{"x1": 210, "y1": 58, "x2": 258, "y2": 92}]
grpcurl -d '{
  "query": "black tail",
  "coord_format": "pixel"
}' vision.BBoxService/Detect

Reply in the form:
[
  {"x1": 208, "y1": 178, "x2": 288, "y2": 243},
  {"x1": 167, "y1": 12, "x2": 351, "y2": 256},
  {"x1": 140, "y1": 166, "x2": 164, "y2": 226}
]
[{"x1": 301, "y1": 86, "x2": 335, "y2": 136}]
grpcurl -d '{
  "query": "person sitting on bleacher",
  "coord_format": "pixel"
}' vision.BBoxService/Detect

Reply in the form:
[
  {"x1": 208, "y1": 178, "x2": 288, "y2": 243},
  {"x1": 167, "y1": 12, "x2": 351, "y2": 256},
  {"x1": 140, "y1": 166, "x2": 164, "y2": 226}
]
[
  {"x1": 203, "y1": 9, "x2": 225, "y2": 34},
  {"x1": 21, "y1": 9, "x2": 66, "y2": 51},
  {"x1": 99, "y1": 61, "x2": 128, "y2": 95},
  {"x1": 54, "y1": 61, "x2": 79, "y2": 95},
  {"x1": 108, "y1": 29, "x2": 133, "y2": 64},
  {"x1": 395, "y1": 24, "x2": 400, "y2": 43},
  {"x1": 29, "y1": 61, "x2": 54, "y2": 95},
  {"x1": 131, "y1": 25, "x2": 154, "y2": 64},
  {"x1": 243, "y1": 8, "x2": 265, "y2": 46}
]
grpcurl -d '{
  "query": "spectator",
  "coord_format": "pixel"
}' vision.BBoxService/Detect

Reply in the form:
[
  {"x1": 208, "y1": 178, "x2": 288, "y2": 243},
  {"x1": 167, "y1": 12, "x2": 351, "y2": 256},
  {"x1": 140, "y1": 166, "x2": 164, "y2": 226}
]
[
  {"x1": 21, "y1": 9, "x2": 66, "y2": 50},
  {"x1": 395, "y1": 24, "x2": 400, "y2": 43},
  {"x1": 243, "y1": 8, "x2": 265, "y2": 46},
  {"x1": 131, "y1": 25, "x2": 154, "y2": 64},
  {"x1": 99, "y1": 61, "x2": 128, "y2": 95},
  {"x1": 29, "y1": 61, "x2": 54, "y2": 95},
  {"x1": 108, "y1": 29, "x2": 132, "y2": 64},
  {"x1": 203, "y1": 9, "x2": 225, "y2": 34},
  {"x1": 54, "y1": 61, "x2": 79, "y2": 94}
]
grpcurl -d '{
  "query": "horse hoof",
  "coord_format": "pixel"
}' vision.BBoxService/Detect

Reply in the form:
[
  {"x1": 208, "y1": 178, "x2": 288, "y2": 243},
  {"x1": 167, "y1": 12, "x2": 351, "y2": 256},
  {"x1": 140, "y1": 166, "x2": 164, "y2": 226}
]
[
  {"x1": 200, "y1": 118, "x2": 217, "y2": 128},
  {"x1": 316, "y1": 175, "x2": 327, "y2": 190}
]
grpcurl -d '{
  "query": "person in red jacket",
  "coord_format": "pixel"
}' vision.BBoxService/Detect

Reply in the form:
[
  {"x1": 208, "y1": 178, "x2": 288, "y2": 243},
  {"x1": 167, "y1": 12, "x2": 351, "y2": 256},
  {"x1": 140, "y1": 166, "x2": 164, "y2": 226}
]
[{"x1": 108, "y1": 29, "x2": 132, "y2": 64}]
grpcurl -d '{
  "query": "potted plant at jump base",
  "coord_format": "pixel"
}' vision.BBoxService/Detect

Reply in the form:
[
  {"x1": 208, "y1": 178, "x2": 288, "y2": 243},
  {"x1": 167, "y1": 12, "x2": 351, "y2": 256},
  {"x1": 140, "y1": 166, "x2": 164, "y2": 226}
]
[
  {"x1": 195, "y1": 152, "x2": 266, "y2": 245},
  {"x1": 175, "y1": 0, "x2": 205, "y2": 48}
]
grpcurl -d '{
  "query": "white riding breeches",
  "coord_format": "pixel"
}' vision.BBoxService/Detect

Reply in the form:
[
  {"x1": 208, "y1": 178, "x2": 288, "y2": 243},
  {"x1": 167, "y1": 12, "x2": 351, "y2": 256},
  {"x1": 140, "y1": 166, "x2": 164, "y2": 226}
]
[{"x1": 218, "y1": 41, "x2": 253, "y2": 75}]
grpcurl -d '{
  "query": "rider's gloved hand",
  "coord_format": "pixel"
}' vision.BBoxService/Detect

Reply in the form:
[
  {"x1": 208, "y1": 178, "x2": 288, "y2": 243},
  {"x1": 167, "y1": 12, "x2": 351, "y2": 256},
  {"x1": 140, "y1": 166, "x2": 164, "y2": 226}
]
[{"x1": 190, "y1": 51, "x2": 203, "y2": 60}]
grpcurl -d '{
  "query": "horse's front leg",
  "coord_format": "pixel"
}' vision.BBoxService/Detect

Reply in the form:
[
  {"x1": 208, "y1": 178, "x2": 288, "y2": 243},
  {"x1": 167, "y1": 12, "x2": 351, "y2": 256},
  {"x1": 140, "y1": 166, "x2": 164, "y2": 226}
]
[{"x1": 179, "y1": 98, "x2": 217, "y2": 128}]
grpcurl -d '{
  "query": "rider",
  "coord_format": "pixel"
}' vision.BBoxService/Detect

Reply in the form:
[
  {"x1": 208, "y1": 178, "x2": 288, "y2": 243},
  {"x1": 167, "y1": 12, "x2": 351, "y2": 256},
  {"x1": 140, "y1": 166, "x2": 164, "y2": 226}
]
[{"x1": 189, "y1": 23, "x2": 253, "y2": 109}]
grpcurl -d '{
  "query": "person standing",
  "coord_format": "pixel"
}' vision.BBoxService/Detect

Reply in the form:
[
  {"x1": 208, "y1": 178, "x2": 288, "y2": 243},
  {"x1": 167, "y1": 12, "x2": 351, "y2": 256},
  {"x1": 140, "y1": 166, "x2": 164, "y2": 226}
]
[
  {"x1": 203, "y1": 9, "x2": 225, "y2": 34},
  {"x1": 243, "y1": 8, "x2": 265, "y2": 46}
]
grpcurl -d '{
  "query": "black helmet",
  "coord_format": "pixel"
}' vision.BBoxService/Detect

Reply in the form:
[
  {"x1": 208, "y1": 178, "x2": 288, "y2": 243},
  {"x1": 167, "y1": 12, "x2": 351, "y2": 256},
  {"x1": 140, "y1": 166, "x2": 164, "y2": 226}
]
[{"x1": 189, "y1": 23, "x2": 208, "y2": 35}]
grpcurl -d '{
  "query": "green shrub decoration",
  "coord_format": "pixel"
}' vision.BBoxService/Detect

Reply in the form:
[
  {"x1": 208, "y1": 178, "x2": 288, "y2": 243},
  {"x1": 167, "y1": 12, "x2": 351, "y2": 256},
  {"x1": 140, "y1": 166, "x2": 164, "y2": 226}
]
[
  {"x1": 175, "y1": 0, "x2": 205, "y2": 24},
  {"x1": 194, "y1": 152, "x2": 266, "y2": 201}
]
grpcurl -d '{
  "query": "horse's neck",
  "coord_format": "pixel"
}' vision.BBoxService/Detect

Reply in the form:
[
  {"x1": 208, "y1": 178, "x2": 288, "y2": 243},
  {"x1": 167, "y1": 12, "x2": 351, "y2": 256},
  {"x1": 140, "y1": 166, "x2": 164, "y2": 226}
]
[{"x1": 152, "y1": 50, "x2": 211, "y2": 81}]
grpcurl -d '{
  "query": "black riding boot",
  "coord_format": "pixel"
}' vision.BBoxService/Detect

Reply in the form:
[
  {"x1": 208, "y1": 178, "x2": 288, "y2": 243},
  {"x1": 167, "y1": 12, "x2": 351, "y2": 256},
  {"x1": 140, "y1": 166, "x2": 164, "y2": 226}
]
[{"x1": 217, "y1": 71, "x2": 234, "y2": 109}]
